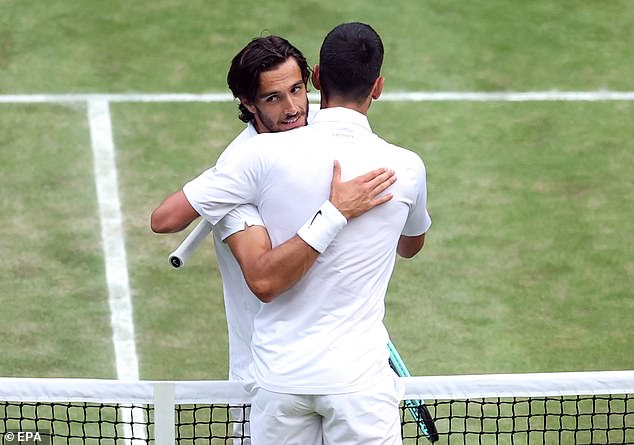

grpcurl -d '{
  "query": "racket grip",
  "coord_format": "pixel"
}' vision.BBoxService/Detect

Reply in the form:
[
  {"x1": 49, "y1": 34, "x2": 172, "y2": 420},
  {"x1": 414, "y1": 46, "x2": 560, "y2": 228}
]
[
  {"x1": 389, "y1": 340, "x2": 439, "y2": 442},
  {"x1": 417, "y1": 405, "x2": 439, "y2": 442},
  {"x1": 168, "y1": 220, "x2": 213, "y2": 268}
]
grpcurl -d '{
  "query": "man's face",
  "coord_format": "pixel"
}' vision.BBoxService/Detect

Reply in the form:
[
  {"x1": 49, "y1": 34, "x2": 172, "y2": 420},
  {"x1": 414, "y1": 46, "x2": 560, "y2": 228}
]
[{"x1": 243, "y1": 58, "x2": 308, "y2": 133}]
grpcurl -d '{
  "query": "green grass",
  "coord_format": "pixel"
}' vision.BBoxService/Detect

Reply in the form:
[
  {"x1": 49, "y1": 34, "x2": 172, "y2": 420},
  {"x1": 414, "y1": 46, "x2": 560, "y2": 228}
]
[
  {"x1": 0, "y1": 0, "x2": 632, "y2": 384},
  {"x1": 374, "y1": 101, "x2": 634, "y2": 375},
  {"x1": 108, "y1": 101, "x2": 634, "y2": 379},
  {"x1": 1, "y1": 0, "x2": 633, "y2": 93},
  {"x1": 111, "y1": 102, "x2": 243, "y2": 379},
  {"x1": 0, "y1": 105, "x2": 114, "y2": 377}
]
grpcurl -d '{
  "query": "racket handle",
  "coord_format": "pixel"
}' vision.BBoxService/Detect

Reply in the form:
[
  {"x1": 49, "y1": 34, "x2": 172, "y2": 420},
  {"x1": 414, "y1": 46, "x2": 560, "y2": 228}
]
[
  {"x1": 168, "y1": 220, "x2": 213, "y2": 268},
  {"x1": 416, "y1": 404, "x2": 439, "y2": 442},
  {"x1": 388, "y1": 340, "x2": 439, "y2": 442}
]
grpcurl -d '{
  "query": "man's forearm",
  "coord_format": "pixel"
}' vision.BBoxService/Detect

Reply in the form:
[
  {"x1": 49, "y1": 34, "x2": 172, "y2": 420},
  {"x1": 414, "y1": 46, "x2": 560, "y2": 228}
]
[
  {"x1": 151, "y1": 190, "x2": 200, "y2": 233},
  {"x1": 227, "y1": 162, "x2": 398, "y2": 302},
  {"x1": 229, "y1": 229, "x2": 319, "y2": 303},
  {"x1": 397, "y1": 233, "x2": 426, "y2": 258}
]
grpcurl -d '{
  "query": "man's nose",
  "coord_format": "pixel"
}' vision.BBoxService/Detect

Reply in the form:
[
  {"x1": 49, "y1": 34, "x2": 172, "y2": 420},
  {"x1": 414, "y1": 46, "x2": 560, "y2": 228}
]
[{"x1": 282, "y1": 96, "x2": 298, "y2": 115}]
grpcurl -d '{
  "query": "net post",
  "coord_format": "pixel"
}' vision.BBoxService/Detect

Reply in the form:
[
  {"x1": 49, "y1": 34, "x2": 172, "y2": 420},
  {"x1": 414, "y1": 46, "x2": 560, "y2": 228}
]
[{"x1": 154, "y1": 382, "x2": 176, "y2": 445}]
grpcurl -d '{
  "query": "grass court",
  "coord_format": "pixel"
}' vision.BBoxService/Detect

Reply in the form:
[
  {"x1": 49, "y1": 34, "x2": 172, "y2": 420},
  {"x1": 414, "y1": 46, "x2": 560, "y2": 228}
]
[{"x1": 1, "y1": 0, "x2": 632, "y2": 382}]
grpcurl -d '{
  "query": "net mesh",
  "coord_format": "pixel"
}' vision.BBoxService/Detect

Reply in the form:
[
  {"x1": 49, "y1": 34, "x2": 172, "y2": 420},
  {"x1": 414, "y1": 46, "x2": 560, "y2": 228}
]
[
  {"x1": 0, "y1": 402, "x2": 152, "y2": 443},
  {"x1": 1, "y1": 372, "x2": 633, "y2": 444},
  {"x1": 401, "y1": 395, "x2": 633, "y2": 444},
  {"x1": 174, "y1": 404, "x2": 248, "y2": 443}
]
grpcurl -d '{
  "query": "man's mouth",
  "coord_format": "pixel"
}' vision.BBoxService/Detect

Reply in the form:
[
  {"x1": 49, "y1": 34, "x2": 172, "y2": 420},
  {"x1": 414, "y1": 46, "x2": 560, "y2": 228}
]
[{"x1": 281, "y1": 114, "x2": 304, "y2": 127}]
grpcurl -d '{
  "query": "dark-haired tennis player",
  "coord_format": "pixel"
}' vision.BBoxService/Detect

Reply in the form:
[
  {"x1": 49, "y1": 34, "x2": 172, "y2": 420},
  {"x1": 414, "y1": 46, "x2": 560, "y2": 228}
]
[
  {"x1": 155, "y1": 22, "x2": 431, "y2": 444},
  {"x1": 152, "y1": 33, "x2": 397, "y2": 444}
]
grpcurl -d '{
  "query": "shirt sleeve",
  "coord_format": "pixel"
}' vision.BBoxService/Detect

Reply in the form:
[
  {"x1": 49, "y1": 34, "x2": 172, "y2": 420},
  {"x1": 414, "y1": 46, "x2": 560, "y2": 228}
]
[
  {"x1": 183, "y1": 136, "x2": 269, "y2": 226},
  {"x1": 216, "y1": 124, "x2": 258, "y2": 165},
  {"x1": 401, "y1": 156, "x2": 432, "y2": 236},
  {"x1": 214, "y1": 204, "x2": 265, "y2": 242}
]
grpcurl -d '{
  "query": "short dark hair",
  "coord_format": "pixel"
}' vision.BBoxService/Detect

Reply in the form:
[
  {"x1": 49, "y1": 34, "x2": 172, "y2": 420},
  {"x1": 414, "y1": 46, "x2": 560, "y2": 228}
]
[
  {"x1": 227, "y1": 35, "x2": 311, "y2": 123},
  {"x1": 318, "y1": 22, "x2": 384, "y2": 103}
]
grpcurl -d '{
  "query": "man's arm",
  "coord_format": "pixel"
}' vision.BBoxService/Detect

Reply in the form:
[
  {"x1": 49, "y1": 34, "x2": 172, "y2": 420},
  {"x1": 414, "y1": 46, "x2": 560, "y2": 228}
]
[
  {"x1": 397, "y1": 233, "x2": 426, "y2": 259},
  {"x1": 227, "y1": 161, "x2": 396, "y2": 302},
  {"x1": 150, "y1": 190, "x2": 200, "y2": 233},
  {"x1": 226, "y1": 226, "x2": 313, "y2": 302},
  {"x1": 396, "y1": 154, "x2": 432, "y2": 260}
]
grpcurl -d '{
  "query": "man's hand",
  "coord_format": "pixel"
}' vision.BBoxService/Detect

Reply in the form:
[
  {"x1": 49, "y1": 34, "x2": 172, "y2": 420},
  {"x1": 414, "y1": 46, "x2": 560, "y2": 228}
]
[{"x1": 329, "y1": 160, "x2": 396, "y2": 220}]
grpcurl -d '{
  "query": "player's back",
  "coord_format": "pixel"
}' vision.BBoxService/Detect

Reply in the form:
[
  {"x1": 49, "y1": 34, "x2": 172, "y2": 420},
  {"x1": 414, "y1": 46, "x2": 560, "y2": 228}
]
[
  {"x1": 250, "y1": 107, "x2": 429, "y2": 394},
  {"x1": 213, "y1": 106, "x2": 321, "y2": 381}
]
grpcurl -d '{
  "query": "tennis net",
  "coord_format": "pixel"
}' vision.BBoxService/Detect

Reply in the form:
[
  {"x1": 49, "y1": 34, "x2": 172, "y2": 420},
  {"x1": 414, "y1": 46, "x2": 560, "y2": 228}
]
[{"x1": 1, "y1": 370, "x2": 633, "y2": 444}]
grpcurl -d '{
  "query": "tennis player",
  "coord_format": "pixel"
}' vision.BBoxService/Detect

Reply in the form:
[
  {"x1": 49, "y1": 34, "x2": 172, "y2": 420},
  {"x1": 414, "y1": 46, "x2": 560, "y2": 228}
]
[
  {"x1": 155, "y1": 23, "x2": 432, "y2": 444},
  {"x1": 151, "y1": 34, "x2": 397, "y2": 444}
]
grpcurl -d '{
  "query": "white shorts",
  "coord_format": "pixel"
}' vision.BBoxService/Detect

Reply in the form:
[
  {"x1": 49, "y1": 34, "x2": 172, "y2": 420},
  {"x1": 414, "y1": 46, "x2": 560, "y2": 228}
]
[{"x1": 249, "y1": 370, "x2": 404, "y2": 445}]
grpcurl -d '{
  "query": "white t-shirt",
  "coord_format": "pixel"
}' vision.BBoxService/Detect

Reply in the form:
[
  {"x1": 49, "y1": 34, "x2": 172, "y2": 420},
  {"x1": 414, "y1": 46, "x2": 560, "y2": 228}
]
[
  {"x1": 209, "y1": 107, "x2": 318, "y2": 381},
  {"x1": 184, "y1": 107, "x2": 431, "y2": 394}
]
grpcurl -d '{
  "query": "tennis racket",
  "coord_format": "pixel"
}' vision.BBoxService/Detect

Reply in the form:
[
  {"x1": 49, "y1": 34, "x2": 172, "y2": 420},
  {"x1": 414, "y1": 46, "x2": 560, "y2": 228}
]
[
  {"x1": 388, "y1": 340, "x2": 439, "y2": 442},
  {"x1": 168, "y1": 219, "x2": 213, "y2": 268}
]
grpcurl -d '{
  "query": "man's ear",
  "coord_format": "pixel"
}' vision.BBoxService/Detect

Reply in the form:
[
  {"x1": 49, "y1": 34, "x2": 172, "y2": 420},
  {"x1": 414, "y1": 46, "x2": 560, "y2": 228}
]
[
  {"x1": 311, "y1": 64, "x2": 321, "y2": 90},
  {"x1": 371, "y1": 76, "x2": 384, "y2": 100},
  {"x1": 240, "y1": 98, "x2": 256, "y2": 114}
]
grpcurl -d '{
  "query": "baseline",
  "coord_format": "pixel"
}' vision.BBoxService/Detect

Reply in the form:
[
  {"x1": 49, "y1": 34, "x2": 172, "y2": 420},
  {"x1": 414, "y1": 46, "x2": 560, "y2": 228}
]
[{"x1": 1, "y1": 90, "x2": 634, "y2": 104}]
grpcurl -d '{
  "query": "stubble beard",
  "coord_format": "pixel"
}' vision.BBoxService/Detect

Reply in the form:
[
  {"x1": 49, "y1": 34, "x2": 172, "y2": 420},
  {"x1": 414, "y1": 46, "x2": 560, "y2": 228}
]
[{"x1": 254, "y1": 96, "x2": 309, "y2": 133}]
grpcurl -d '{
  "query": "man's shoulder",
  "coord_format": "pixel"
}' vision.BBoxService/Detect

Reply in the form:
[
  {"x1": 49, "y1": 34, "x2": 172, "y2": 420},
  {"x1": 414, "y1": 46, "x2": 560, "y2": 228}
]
[
  {"x1": 374, "y1": 135, "x2": 425, "y2": 169},
  {"x1": 256, "y1": 124, "x2": 316, "y2": 144},
  {"x1": 217, "y1": 123, "x2": 303, "y2": 165},
  {"x1": 307, "y1": 104, "x2": 319, "y2": 124},
  {"x1": 225, "y1": 126, "x2": 315, "y2": 168},
  {"x1": 217, "y1": 125, "x2": 257, "y2": 164}
]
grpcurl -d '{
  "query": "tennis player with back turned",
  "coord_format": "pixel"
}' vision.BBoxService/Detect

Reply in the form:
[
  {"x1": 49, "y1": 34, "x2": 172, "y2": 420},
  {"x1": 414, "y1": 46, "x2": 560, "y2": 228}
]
[{"x1": 156, "y1": 22, "x2": 432, "y2": 444}]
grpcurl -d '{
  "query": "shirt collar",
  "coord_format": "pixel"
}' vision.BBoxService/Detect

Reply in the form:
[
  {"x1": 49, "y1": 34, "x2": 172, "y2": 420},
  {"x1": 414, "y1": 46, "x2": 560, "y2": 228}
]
[
  {"x1": 312, "y1": 107, "x2": 372, "y2": 133},
  {"x1": 246, "y1": 121, "x2": 259, "y2": 137}
]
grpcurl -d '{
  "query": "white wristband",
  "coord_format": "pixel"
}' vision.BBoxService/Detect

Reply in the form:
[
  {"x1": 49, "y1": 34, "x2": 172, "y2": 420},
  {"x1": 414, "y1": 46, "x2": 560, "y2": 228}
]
[{"x1": 297, "y1": 200, "x2": 347, "y2": 253}]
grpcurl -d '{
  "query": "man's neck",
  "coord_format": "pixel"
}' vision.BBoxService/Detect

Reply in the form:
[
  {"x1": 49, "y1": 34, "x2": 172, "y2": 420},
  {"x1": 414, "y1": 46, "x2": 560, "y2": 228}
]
[
  {"x1": 320, "y1": 96, "x2": 371, "y2": 116},
  {"x1": 253, "y1": 121, "x2": 266, "y2": 134}
]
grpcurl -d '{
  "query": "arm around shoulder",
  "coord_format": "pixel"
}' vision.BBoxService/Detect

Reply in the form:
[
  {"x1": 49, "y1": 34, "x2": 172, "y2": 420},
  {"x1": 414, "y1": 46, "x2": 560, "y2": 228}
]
[
  {"x1": 224, "y1": 162, "x2": 398, "y2": 302},
  {"x1": 227, "y1": 227, "x2": 319, "y2": 303}
]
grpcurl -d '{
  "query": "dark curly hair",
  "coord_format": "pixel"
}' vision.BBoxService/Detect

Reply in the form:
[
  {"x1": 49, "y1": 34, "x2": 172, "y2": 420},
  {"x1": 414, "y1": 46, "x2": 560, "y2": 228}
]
[{"x1": 227, "y1": 36, "x2": 311, "y2": 123}]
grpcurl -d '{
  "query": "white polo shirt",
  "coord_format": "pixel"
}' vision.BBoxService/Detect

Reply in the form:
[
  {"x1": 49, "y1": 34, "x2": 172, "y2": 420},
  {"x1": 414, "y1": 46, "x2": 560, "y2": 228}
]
[
  {"x1": 209, "y1": 108, "x2": 318, "y2": 381},
  {"x1": 212, "y1": 122, "x2": 262, "y2": 382},
  {"x1": 184, "y1": 107, "x2": 431, "y2": 394}
]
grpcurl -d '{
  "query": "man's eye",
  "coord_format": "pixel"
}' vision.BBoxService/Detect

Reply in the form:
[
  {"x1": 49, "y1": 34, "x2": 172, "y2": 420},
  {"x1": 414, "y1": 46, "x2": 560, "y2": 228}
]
[
  {"x1": 291, "y1": 85, "x2": 303, "y2": 94},
  {"x1": 266, "y1": 96, "x2": 278, "y2": 103}
]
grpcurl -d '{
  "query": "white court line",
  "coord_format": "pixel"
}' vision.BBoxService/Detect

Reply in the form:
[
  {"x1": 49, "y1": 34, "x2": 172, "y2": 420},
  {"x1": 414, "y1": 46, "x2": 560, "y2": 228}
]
[
  {"x1": 88, "y1": 100, "x2": 139, "y2": 381},
  {"x1": 2, "y1": 90, "x2": 634, "y2": 103},
  {"x1": 87, "y1": 100, "x2": 146, "y2": 444}
]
